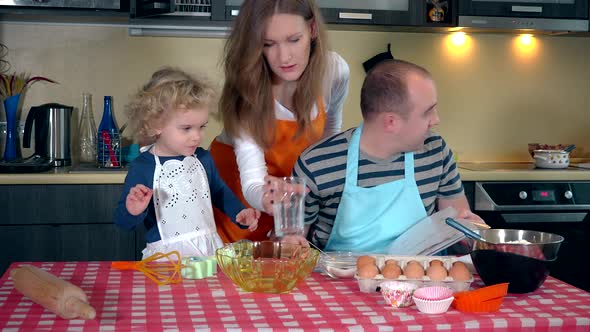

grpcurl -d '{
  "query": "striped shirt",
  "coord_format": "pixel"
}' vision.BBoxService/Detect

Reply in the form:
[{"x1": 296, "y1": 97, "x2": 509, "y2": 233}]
[{"x1": 292, "y1": 127, "x2": 464, "y2": 249}]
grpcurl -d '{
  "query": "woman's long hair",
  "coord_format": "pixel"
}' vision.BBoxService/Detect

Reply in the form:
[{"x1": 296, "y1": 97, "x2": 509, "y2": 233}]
[{"x1": 219, "y1": 0, "x2": 328, "y2": 149}]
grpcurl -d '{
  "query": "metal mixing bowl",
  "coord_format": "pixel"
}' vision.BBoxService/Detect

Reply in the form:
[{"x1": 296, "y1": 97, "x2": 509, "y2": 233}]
[
  {"x1": 216, "y1": 240, "x2": 320, "y2": 294},
  {"x1": 470, "y1": 229, "x2": 564, "y2": 293}
]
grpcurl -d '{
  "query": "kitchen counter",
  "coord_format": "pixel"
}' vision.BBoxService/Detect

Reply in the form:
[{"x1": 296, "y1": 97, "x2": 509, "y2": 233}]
[
  {"x1": 0, "y1": 166, "x2": 127, "y2": 184},
  {"x1": 458, "y1": 162, "x2": 590, "y2": 181},
  {"x1": 1, "y1": 163, "x2": 590, "y2": 184},
  {"x1": 459, "y1": 167, "x2": 590, "y2": 181},
  {"x1": 1, "y1": 261, "x2": 589, "y2": 330}
]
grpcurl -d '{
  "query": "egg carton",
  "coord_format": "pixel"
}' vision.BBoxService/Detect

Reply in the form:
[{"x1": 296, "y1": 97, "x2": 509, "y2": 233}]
[{"x1": 355, "y1": 255, "x2": 473, "y2": 293}]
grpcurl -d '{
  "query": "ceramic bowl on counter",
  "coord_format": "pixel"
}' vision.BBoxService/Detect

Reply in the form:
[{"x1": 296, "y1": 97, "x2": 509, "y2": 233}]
[
  {"x1": 532, "y1": 149, "x2": 570, "y2": 168},
  {"x1": 216, "y1": 240, "x2": 319, "y2": 294},
  {"x1": 527, "y1": 143, "x2": 574, "y2": 169}
]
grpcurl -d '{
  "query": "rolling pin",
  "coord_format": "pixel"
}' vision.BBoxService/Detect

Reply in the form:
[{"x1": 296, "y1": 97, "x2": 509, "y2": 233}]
[{"x1": 10, "y1": 265, "x2": 96, "y2": 320}]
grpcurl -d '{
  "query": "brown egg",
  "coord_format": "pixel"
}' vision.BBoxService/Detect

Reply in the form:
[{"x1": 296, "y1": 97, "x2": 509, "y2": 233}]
[
  {"x1": 449, "y1": 262, "x2": 472, "y2": 281},
  {"x1": 430, "y1": 259, "x2": 444, "y2": 267},
  {"x1": 426, "y1": 262, "x2": 448, "y2": 281},
  {"x1": 357, "y1": 264, "x2": 379, "y2": 278},
  {"x1": 385, "y1": 259, "x2": 399, "y2": 266},
  {"x1": 382, "y1": 264, "x2": 402, "y2": 279},
  {"x1": 403, "y1": 261, "x2": 424, "y2": 279},
  {"x1": 407, "y1": 260, "x2": 421, "y2": 266},
  {"x1": 357, "y1": 256, "x2": 376, "y2": 269}
]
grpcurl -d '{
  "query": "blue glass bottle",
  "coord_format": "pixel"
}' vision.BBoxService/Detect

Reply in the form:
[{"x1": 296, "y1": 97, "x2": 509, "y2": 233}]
[{"x1": 97, "y1": 96, "x2": 121, "y2": 168}]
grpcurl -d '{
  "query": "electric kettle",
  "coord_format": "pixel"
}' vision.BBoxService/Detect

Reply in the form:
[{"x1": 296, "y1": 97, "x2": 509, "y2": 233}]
[{"x1": 23, "y1": 103, "x2": 73, "y2": 166}]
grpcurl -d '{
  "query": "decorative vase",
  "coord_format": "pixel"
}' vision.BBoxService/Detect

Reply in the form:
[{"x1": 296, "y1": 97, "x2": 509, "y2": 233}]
[{"x1": 3, "y1": 94, "x2": 20, "y2": 161}]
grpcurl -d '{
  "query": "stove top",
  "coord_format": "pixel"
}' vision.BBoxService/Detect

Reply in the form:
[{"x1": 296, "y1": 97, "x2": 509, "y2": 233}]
[{"x1": 458, "y1": 162, "x2": 590, "y2": 172}]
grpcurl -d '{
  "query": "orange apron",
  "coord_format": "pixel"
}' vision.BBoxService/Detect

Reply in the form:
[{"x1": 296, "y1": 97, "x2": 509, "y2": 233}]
[{"x1": 210, "y1": 100, "x2": 326, "y2": 243}]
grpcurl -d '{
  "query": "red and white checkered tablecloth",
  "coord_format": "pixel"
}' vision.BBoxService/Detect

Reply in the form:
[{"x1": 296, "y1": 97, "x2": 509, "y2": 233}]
[{"x1": 0, "y1": 261, "x2": 589, "y2": 331}]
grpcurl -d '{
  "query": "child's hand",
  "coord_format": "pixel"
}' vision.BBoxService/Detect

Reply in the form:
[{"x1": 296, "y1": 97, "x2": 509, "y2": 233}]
[
  {"x1": 126, "y1": 184, "x2": 153, "y2": 216},
  {"x1": 236, "y1": 208, "x2": 261, "y2": 232}
]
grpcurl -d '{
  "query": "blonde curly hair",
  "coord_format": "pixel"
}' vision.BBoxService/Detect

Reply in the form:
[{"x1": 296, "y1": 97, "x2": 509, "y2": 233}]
[{"x1": 125, "y1": 67, "x2": 215, "y2": 145}]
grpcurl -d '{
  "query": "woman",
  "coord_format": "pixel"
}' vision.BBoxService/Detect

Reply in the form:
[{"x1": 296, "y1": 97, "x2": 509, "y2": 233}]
[{"x1": 210, "y1": 0, "x2": 350, "y2": 243}]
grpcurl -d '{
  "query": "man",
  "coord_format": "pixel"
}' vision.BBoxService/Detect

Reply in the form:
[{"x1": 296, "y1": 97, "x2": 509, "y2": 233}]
[{"x1": 292, "y1": 59, "x2": 483, "y2": 252}]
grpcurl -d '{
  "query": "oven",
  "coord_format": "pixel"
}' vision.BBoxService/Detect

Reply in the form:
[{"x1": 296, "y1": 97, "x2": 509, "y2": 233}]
[{"x1": 473, "y1": 181, "x2": 590, "y2": 291}]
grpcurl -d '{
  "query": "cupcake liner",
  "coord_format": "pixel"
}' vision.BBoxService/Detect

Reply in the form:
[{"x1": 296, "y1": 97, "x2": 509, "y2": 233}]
[
  {"x1": 380, "y1": 281, "x2": 419, "y2": 308},
  {"x1": 453, "y1": 296, "x2": 504, "y2": 313},
  {"x1": 413, "y1": 296, "x2": 454, "y2": 314},
  {"x1": 413, "y1": 286, "x2": 454, "y2": 301},
  {"x1": 452, "y1": 283, "x2": 508, "y2": 313}
]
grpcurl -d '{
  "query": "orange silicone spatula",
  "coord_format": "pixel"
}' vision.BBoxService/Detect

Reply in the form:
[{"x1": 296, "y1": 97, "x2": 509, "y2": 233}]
[{"x1": 112, "y1": 251, "x2": 182, "y2": 285}]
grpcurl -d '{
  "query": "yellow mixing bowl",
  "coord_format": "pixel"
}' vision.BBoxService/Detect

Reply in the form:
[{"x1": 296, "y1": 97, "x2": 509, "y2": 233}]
[{"x1": 216, "y1": 240, "x2": 320, "y2": 294}]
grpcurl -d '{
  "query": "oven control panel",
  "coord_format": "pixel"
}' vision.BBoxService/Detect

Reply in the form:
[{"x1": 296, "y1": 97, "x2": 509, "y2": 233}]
[{"x1": 475, "y1": 181, "x2": 590, "y2": 210}]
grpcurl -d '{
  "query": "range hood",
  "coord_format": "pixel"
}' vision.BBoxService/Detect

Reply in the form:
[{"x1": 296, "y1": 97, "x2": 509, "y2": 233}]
[
  {"x1": 458, "y1": 0, "x2": 589, "y2": 33},
  {"x1": 458, "y1": 15, "x2": 589, "y2": 32}
]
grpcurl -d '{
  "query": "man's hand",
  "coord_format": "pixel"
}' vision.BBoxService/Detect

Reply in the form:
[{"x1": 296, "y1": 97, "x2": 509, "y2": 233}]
[
  {"x1": 280, "y1": 235, "x2": 310, "y2": 247},
  {"x1": 457, "y1": 209, "x2": 488, "y2": 228}
]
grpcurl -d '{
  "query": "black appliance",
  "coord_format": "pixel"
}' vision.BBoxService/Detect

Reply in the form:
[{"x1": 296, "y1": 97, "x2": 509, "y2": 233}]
[
  {"x1": 131, "y1": 0, "x2": 224, "y2": 19},
  {"x1": 473, "y1": 181, "x2": 590, "y2": 291},
  {"x1": 0, "y1": 103, "x2": 73, "y2": 173},
  {"x1": 458, "y1": 0, "x2": 589, "y2": 32}
]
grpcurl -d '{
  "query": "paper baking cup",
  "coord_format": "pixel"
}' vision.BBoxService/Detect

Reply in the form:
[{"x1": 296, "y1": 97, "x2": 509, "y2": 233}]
[
  {"x1": 413, "y1": 286, "x2": 454, "y2": 301},
  {"x1": 380, "y1": 281, "x2": 419, "y2": 308},
  {"x1": 413, "y1": 295, "x2": 454, "y2": 314}
]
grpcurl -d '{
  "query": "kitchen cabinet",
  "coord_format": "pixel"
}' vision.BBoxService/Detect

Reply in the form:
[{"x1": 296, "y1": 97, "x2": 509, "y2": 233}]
[
  {"x1": 129, "y1": 0, "x2": 459, "y2": 36},
  {"x1": 318, "y1": 0, "x2": 418, "y2": 26},
  {"x1": 0, "y1": 184, "x2": 145, "y2": 275},
  {"x1": 0, "y1": 1, "x2": 130, "y2": 25}
]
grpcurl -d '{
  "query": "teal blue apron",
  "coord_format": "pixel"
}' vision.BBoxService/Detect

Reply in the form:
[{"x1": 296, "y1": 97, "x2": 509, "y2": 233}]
[{"x1": 324, "y1": 125, "x2": 428, "y2": 253}]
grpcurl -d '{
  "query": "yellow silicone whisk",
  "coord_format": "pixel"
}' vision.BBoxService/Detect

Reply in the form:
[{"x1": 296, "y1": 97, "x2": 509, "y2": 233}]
[{"x1": 111, "y1": 251, "x2": 182, "y2": 285}]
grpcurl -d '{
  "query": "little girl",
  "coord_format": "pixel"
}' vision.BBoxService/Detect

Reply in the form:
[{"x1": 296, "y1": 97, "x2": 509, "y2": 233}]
[{"x1": 114, "y1": 67, "x2": 260, "y2": 259}]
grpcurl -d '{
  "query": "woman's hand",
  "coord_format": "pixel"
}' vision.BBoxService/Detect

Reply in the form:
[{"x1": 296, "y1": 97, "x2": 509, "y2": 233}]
[
  {"x1": 125, "y1": 184, "x2": 152, "y2": 216},
  {"x1": 262, "y1": 175, "x2": 282, "y2": 215},
  {"x1": 236, "y1": 208, "x2": 261, "y2": 231},
  {"x1": 262, "y1": 175, "x2": 310, "y2": 215}
]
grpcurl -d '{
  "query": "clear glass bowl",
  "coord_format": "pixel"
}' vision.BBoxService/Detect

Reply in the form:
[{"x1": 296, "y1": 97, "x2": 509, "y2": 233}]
[
  {"x1": 318, "y1": 251, "x2": 364, "y2": 279},
  {"x1": 216, "y1": 240, "x2": 320, "y2": 294}
]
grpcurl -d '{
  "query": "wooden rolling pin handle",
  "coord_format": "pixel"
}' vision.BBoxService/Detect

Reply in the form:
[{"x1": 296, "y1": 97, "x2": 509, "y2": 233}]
[{"x1": 65, "y1": 297, "x2": 97, "y2": 320}]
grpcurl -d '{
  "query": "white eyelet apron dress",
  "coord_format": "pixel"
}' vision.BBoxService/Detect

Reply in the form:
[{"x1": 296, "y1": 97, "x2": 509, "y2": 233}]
[{"x1": 141, "y1": 146, "x2": 223, "y2": 259}]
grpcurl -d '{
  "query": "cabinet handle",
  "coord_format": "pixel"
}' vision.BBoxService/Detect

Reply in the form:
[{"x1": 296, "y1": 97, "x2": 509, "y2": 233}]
[
  {"x1": 511, "y1": 6, "x2": 542, "y2": 13},
  {"x1": 339, "y1": 12, "x2": 372, "y2": 20}
]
